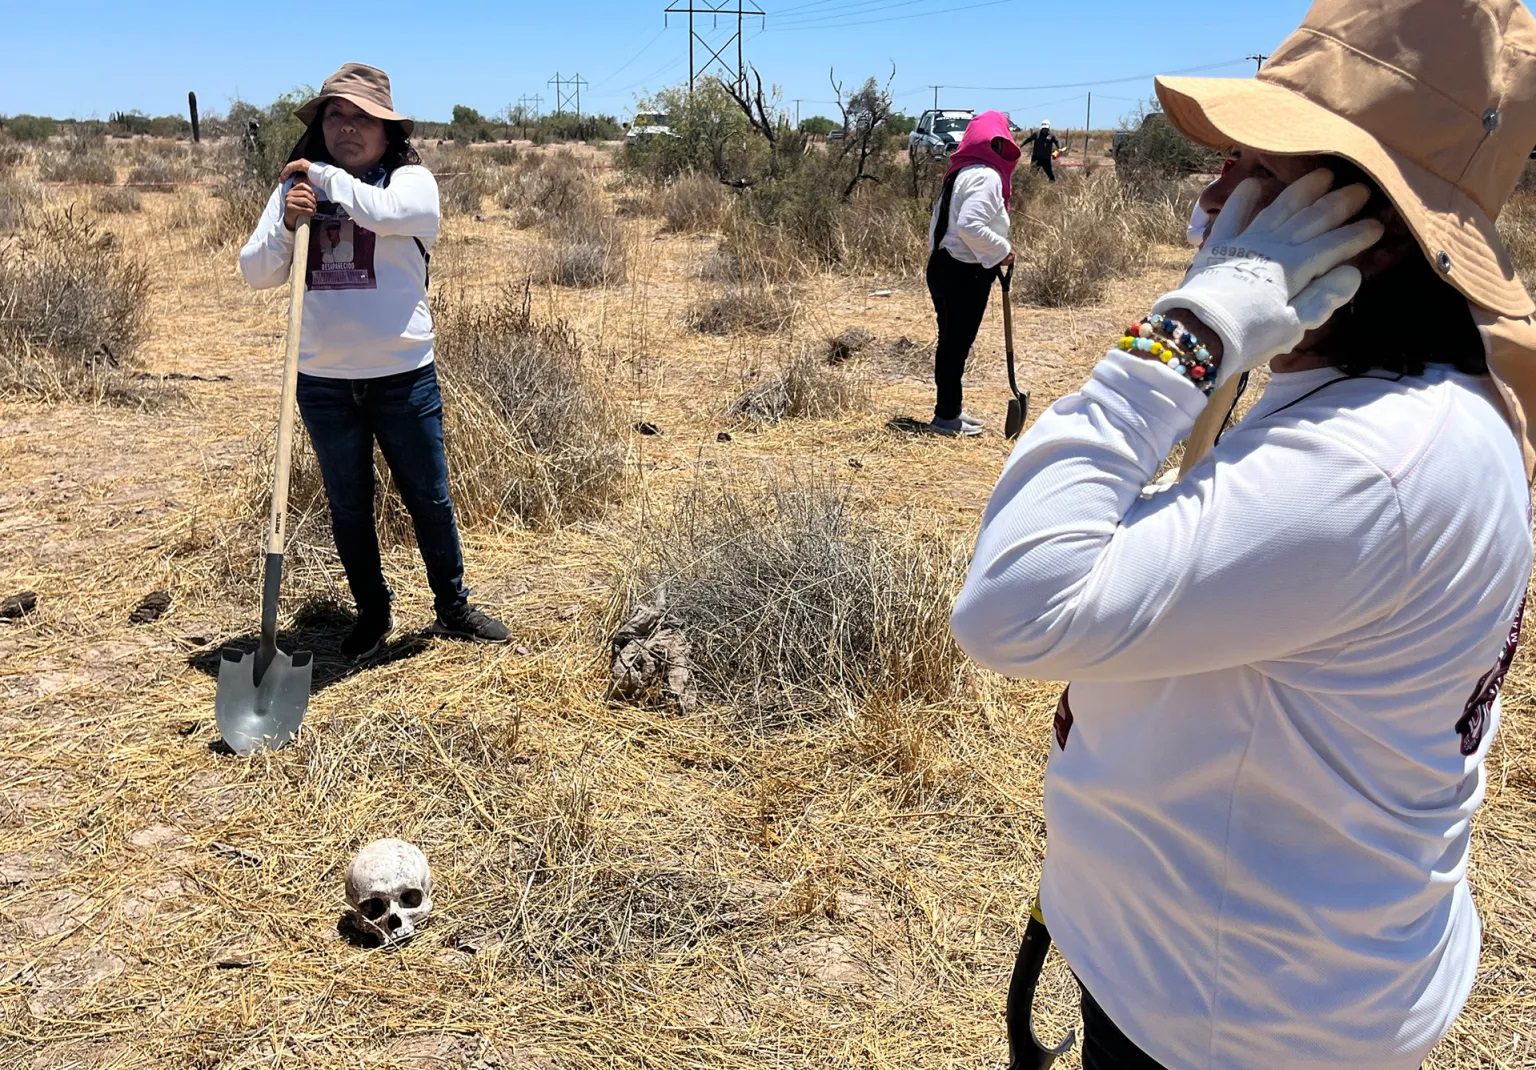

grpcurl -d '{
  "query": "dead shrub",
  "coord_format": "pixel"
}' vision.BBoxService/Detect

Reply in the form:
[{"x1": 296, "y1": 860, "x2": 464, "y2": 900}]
[
  {"x1": 205, "y1": 177, "x2": 271, "y2": 249},
  {"x1": 496, "y1": 151, "x2": 601, "y2": 227},
  {"x1": 534, "y1": 216, "x2": 628, "y2": 288},
  {"x1": 39, "y1": 150, "x2": 116, "y2": 185},
  {"x1": 94, "y1": 186, "x2": 143, "y2": 214},
  {"x1": 484, "y1": 144, "x2": 523, "y2": 167},
  {"x1": 0, "y1": 206, "x2": 157, "y2": 401},
  {"x1": 1009, "y1": 170, "x2": 1177, "y2": 307},
  {"x1": 656, "y1": 173, "x2": 732, "y2": 233},
  {"x1": 125, "y1": 158, "x2": 178, "y2": 191},
  {"x1": 729, "y1": 348, "x2": 868, "y2": 425},
  {"x1": 0, "y1": 176, "x2": 43, "y2": 231},
  {"x1": 0, "y1": 141, "x2": 24, "y2": 174},
  {"x1": 614, "y1": 472, "x2": 970, "y2": 719},
  {"x1": 439, "y1": 166, "x2": 493, "y2": 216},
  {"x1": 686, "y1": 286, "x2": 796, "y2": 335}
]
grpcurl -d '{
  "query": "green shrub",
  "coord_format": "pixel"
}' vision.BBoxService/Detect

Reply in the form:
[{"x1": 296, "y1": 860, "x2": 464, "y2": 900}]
[{"x1": 5, "y1": 115, "x2": 57, "y2": 142}]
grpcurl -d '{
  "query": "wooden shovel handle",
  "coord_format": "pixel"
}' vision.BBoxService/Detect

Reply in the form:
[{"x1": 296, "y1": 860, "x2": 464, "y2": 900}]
[
  {"x1": 1178, "y1": 372, "x2": 1240, "y2": 479},
  {"x1": 266, "y1": 218, "x2": 309, "y2": 555}
]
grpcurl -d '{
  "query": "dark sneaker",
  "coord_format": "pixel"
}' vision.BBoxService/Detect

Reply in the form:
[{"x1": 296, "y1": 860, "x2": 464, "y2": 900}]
[
  {"x1": 342, "y1": 608, "x2": 394, "y2": 661},
  {"x1": 432, "y1": 603, "x2": 510, "y2": 644}
]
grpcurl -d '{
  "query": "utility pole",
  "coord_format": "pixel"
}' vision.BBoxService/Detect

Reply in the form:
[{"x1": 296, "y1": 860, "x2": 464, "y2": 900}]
[
  {"x1": 663, "y1": 0, "x2": 766, "y2": 92},
  {"x1": 1247, "y1": 53, "x2": 1269, "y2": 73},
  {"x1": 929, "y1": 85, "x2": 942, "y2": 111},
  {"x1": 517, "y1": 93, "x2": 543, "y2": 139},
  {"x1": 547, "y1": 73, "x2": 588, "y2": 122},
  {"x1": 793, "y1": 98, "x2": 802, "y2": 127},
  {"x1": 1083, "y1": 91, "x2": 1091, "y2": 160}
]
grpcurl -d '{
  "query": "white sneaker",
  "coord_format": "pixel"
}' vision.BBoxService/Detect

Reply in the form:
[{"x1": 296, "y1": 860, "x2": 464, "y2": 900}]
[
  {"x1": 957, "y1": 411, "x2": 985, "y2": 431},
  {"x1": 929, "y1": 416, "x2": 982, "y2": 437}
]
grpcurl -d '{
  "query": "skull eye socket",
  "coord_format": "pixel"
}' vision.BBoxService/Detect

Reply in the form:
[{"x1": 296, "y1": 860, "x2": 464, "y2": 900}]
[
  {"x1": 360, "y1": 897, "x2": 387, "y2": 920},
  {"x1": 401, "y1": 888, "x2": 424, "y2": 909}
]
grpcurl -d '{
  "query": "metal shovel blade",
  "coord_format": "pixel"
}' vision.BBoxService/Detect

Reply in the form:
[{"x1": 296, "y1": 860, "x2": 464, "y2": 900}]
[
  {"x1": 215, "y1": 645, "x2": 313, "y2": 755},
  {"x1": 1005, "y1": 393, "x2": 1030, "y2": 440}
]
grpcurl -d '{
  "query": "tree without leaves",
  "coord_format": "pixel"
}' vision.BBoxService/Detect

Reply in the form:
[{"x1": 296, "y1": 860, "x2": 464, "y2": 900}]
[{"x1": 831, "y1": 66, "x2": 896, "y2": 201}]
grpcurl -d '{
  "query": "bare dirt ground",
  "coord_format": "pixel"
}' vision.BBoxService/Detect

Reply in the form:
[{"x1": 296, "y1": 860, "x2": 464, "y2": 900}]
[{"x1": 1, "y1": 143, "x2": 1533, "y2": 1069}]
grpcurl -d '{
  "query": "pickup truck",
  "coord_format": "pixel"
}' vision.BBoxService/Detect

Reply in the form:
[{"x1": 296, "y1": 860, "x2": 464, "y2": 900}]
[{"x1": 908, "y1": 109, "x2": 974, "y2": 159}]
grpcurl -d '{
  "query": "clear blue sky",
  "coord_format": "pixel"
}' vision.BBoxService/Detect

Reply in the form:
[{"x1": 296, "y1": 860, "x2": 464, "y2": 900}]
[{"x1": 4, "y1": 0, "x2": 1313, "y2": 128}]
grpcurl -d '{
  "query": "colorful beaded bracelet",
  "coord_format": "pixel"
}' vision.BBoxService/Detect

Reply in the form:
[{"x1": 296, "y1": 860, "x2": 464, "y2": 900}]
[{"x1": 1116, "y1": 313, "x2": 1220, "y2": 392}]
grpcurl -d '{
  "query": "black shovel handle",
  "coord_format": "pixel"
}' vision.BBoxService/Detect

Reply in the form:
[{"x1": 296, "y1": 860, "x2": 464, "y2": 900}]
[{"x1": 1005, "y1": 907, "x2": 1076, "y2": 1069}]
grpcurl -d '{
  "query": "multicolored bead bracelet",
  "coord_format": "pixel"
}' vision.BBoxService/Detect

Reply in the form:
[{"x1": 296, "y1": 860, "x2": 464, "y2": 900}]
[{"x1": 1116, "y1": 313, "x2": 1220, "y2": 393}]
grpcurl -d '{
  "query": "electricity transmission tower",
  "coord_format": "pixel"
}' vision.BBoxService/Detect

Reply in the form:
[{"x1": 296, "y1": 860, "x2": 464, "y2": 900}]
[
  {"x1": 1247, "y1": 53, "x2": 1269, "y2": 72},
  {"x1": 517, "y1": 93, "x2": 543, "y2": 119},
  {"x1": 548, "y1": 73, "x2": 588, "y2": 120},
  {"x1": 663, "y1": 0, "x2": 766, "y2": 92}
]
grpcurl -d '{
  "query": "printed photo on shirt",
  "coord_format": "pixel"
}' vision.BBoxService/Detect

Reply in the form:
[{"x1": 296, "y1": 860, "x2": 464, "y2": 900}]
[{"x1": 306, "y1": 200, "x2": 378, "y2": 291}]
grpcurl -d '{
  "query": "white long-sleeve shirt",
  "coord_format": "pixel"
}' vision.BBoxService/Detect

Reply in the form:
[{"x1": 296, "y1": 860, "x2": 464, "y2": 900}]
[
  {"x1": 239, "y1": 162, "x2": 440, "y2": 379},
  {"x1": 951, "y1": 352, "x2": 1531, "y2": 1069},
  {"x1": 928, "y1": 165, "x2": 1011, "y2": 268}
]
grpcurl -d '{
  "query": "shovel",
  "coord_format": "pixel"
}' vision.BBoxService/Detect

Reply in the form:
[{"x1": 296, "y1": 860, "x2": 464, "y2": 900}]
[
  {"x1": 1000, "y1": 264, "x2": 1030, "y2": 439},
  {"x1": 216, "y1": 217, "x2": 314, "y2": 755}
]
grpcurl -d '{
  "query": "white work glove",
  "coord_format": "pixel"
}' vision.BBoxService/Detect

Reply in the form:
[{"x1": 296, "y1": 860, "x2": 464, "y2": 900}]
[{"x1": 1153, "y1": 168, "x2": 1384, "y2": 388}]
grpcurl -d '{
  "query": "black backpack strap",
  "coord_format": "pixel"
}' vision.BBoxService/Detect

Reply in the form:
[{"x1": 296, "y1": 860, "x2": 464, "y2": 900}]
[
  {"x1": 933, "y1": 168, "x2": 963, "y2": 247},
  {"x1": 380, "y1": 166, "x2": 432, "y2": 289},
  {"x1": 413, "y1": 237, "x2": 431, "y2": 289}
]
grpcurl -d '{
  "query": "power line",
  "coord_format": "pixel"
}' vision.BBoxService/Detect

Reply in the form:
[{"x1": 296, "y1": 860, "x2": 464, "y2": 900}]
[
  {"x1": 943, "y1": 57, "x2": 1253, "y2": 92},
  {"x1": 773, "y1": 0, "x2": 946, "y2": 28},
  {"x1": 591, "y1": 27, "x2": 671, "y2": 88},
  {"x1": 765, "y1": 0, "x2": 1014, "y2": 31}
]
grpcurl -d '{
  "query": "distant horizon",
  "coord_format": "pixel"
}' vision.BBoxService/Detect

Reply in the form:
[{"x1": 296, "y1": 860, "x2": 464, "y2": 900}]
[{"x1": 2, "y1": 0, "x2": 1314, "y2": 130}]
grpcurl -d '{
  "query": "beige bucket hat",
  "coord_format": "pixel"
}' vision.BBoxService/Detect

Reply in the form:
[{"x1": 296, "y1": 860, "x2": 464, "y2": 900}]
[
  {"x1": 295, "y1": 63, "x2": 413, "y2": 136},
  {"x1": 1154, "y1": 0, "x2": 1536, "y2": 474}
]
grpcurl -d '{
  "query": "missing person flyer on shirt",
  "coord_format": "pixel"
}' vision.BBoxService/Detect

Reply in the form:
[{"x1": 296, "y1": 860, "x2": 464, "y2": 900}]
[{"x1": 305, "y1": 200, "x2": 378, "y2": 291}]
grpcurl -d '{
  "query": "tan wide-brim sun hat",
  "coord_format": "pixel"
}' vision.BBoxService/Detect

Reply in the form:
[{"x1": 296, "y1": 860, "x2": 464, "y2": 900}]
[
  {"x1": 295, "y1": 63, "x2": 413, "y2": 137},
  {"x1": 1153, "y1": 0, "x2": 1536, "y2": 476}
]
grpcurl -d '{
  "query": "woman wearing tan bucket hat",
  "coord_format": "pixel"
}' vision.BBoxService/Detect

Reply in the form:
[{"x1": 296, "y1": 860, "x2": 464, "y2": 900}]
[
  {"x1": 241, "y1": 63, "x2": 509, "y2": 660},
  {"x1": 951, "y1": 1, "x2": 1536, "y2": 1066}
]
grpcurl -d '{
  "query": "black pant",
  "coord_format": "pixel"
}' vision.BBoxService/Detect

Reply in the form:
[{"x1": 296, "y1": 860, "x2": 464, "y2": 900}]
[
  {"x1": 925, "y1": 248, "x2": 995, "y2": 421},
  {"x1": 1033, "y1": 156, "x2": 1056, "y2": 181},
  {"x1": 1080, "y1": 984, "x2": 1166, "y2": 1069},
  {"x1": 296, "y1": 364, "x2": 470, "y2": 617}
]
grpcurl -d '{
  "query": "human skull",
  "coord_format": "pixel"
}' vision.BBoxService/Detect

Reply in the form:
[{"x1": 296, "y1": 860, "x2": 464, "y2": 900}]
[{"x1": 345, "y1": 838, "x2": 432, "y2": 945}]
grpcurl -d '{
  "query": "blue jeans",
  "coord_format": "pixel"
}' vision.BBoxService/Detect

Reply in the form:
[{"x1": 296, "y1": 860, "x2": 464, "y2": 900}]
[{"x1": 296, "y1": 363, "x2": 469, "y2": 617}]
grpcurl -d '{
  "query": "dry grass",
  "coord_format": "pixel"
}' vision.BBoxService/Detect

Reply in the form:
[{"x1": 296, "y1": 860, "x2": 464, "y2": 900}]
[
  {"x1": 0, "y1": 206, "x2": 154, "y2": 400},
  {"x1": 533, "y1": 215, "x2": 628, "y2": 288},
  {"x1": 1500, "y1": 190, "x2": 1536, "y2": 286},
  {"x1": 0, "y1": 141, "x2": 1532, "y2": 1070},
  {"x1": 655, "y1": 173, "x2": 734, "y2": 233},
  {"x1": 687, "y1": 286, "x2": 798, "y2": 335},
  {"x1": 730, "y1": 348, "x2": 870, "y2": 425},
  {"x1": 0, "y1": 174, "x2": 43, "y2": 231},
  {"x1": 613, "y1": 472, "x2": 972, "y2": 721},
  {"x1": 1010, "y1": 169, "x2": 1194, "y2": 307},
  {"x1": 204, "y1": 177, "x2": 270, "y2": 249},
  {"x1": 39, "y1": 149, "x2": 116, "y2": 185},
  {"x1": 496, "y1": 150, "x2": 602, "y2": 229},
  {"x1": 93, "y1": 185, "x2": 143, "y2": 214}
]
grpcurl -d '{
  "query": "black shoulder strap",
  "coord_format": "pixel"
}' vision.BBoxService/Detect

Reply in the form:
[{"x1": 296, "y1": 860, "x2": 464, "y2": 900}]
[
  {"x1": 380, "y1": 167, "x2": 432, "y2": 289},
  {"x1": 933, "y1": 169, "x2": 963, "y2": 246}
]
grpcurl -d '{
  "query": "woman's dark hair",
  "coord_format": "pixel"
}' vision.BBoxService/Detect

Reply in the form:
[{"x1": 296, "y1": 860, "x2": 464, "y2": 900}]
[
  {"x1": 285, "y1": 101, "x2": 422, "y2": 173},
  {"x1": 1318, "y1": 156, "x2": 1485, "y2": 377}
]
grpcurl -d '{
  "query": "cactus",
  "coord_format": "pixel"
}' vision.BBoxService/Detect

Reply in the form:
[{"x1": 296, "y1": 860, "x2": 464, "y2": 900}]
[{"x1": 188, "y1": 91, "x2": 200, "y2": 144}]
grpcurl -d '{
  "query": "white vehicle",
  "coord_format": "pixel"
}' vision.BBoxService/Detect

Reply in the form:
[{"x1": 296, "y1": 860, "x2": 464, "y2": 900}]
[
  {"x1": 625, "y1": 111, "x2": 676, "y2": 141},
  {"x1": 909, "y1": 109, "x2": 974, "y2": 158}
]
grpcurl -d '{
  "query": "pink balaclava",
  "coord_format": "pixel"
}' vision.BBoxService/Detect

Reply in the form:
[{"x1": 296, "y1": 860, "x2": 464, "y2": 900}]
[{"x1": 944, "y1": 110, "x2": 1022, "y2": 205}]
